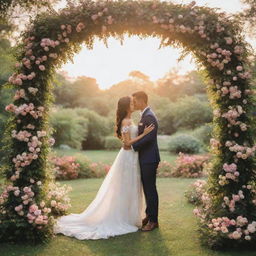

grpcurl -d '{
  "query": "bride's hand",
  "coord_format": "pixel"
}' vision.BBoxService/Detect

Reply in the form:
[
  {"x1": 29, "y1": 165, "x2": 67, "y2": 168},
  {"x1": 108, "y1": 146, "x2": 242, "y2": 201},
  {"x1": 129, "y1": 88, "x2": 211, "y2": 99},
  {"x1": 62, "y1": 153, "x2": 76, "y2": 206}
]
[{"x1": 143, "y1": 124, "x2": 155, "y2": 135}]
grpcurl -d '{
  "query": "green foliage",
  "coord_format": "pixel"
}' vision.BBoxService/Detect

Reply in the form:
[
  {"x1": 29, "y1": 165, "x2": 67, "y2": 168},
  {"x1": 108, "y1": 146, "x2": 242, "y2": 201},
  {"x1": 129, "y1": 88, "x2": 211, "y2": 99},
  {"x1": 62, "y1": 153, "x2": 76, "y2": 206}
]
[
  {"x1": 168, "y1": 134, "x2": 202, "y2": 154},
  {"x1": 191, "y1": 123, "x2": 213, "y2": 147},
  {"x1": 155, "y1": 70, "x2": 207, "y2": 101},
  {"x1": 75, "y1": 108, "x2": 110, "y2": 149},
  {"x1": 50, "y1": 108, "x2": 88, "y2": 149},
  {"x1": 104, "y1": 136, "x2": 122, "y2": 150},
  {"x1": 157, "y1": 103, "x2": 177, "y2": 135},
  {"x1": 75, "y1": 154, "x2": 96, "y2": 179},
  {"x1": 185, "y1": 179, "x2": 207, "y2": 205},
  {"x1": 156, "y1": 161, "x2": 173, "y2": 177},
  {"x1": 171, "y1": 96, "x2": 212, "y2": 130}
]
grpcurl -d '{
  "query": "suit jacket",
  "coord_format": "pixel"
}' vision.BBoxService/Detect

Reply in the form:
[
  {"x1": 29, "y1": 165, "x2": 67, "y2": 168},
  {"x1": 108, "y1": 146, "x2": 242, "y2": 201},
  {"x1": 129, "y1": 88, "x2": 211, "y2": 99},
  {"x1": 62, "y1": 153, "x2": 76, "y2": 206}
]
[{"x1": 132, "y1": 107, "x2": 160, "y2": 164}]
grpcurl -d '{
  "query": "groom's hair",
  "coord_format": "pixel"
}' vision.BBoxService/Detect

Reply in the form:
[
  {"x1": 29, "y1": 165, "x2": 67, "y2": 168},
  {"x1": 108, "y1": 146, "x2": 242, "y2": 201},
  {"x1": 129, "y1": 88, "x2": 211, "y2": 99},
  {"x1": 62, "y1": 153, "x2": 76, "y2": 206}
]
[{"x1": 132, "y1": 91, "x2": 148, "y2": 104}]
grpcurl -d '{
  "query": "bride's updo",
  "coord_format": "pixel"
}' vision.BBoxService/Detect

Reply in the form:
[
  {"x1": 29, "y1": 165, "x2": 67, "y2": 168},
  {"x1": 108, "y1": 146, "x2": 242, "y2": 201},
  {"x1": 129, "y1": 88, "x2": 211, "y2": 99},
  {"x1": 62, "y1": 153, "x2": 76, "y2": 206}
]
[{"x1": 115, "y1": 96, "x2": 131, "y2": 139}]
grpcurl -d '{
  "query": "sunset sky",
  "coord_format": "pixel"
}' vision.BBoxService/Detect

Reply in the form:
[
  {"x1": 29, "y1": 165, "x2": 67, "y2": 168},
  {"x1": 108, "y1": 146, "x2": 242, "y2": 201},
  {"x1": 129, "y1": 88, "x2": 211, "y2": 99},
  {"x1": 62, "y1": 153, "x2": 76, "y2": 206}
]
[{"x1": 57, "y1": 0, "x2": 254, "y2": 89}]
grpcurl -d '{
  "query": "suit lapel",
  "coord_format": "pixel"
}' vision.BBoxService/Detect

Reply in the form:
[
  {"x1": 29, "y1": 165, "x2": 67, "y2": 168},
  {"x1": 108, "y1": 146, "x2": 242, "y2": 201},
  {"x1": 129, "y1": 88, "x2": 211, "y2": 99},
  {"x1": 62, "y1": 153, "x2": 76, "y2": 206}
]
[
  {"x1": 138, "y1": 107, "x2": 150, "y2": 135},
  {"x1": 142, "y1": 107, "x2": 150, "y2": 118}
]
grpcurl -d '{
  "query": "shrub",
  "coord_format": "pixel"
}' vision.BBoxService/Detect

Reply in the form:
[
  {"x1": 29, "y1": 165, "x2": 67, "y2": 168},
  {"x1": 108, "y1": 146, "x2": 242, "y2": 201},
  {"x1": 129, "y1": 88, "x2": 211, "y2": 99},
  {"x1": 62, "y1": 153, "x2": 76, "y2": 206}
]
[
  {"x1": 75, "y1": 108, "x2": 110, "y2": 149},
  {"x1": 75, "y1": 154, "x2": 96, "y2": 178},
  {"x1": 89, "y1": 162, "x2": 111, "y2": 178},
  {"x1": 168, "y1": 134, "x2": 202, "y2": 154},
  {"x1": 171, "y1": 95, "x2": 212, "y2": 129},
  {"x1": 191, "y1": 123, "x2": 213, "y2": 146},
  {"x1": 50, "y1": 155, "x2": 80, "y2": 180},
  {"x1": 171, "y1": 152, "x2": 210, "y2": 178},
  {"x1": 185, "y1": 179, "x2": 207, "y2": 205},
  {"x1": 157, "y1": 161, "x2": 173, "y2": 177},
  {"x1": 50, "y1": 108, "x2": 88, "y2": 149},
  {"x1": 50, "y1": 153, "x2": 111, "y2": 179},
  {"x1": 157, "y1": 103, "x2": 177, "y2": 135},
  {"x1": 46, "y1": 182, "x2": 72, "y2": 216},
  {"x1": 104, "y1": 136, "x2": 122, "y2": 150}
]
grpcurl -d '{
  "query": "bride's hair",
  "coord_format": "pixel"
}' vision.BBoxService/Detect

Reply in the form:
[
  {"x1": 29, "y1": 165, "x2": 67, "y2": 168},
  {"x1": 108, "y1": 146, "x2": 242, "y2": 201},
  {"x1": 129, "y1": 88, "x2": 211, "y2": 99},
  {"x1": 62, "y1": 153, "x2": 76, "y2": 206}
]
[{"x1": 115, "y1": 96, "x2": 131, "y2": 139}]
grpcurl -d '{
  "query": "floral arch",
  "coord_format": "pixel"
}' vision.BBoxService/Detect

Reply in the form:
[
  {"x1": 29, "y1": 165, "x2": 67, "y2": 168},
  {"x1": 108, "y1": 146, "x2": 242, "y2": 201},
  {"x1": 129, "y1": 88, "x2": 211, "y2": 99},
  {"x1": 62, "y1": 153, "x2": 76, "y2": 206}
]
[{"x1": 0, "y1": 0, "x2": 256, "y2": 249}]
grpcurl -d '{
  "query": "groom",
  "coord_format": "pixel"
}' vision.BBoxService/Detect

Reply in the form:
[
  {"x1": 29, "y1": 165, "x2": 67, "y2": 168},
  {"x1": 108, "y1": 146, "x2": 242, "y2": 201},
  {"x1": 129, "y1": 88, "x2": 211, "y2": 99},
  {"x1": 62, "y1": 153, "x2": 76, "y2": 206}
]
[{"x1": 124, "y1": 91, "x2": 160, "y2": 232}]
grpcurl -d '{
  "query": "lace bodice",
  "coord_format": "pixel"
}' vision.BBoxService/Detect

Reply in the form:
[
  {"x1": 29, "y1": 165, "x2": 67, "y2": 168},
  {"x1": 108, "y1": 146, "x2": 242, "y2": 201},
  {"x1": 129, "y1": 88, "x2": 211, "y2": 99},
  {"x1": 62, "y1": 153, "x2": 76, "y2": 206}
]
[{"x1": 121, "y1": 125, "x2": 138, "y2": 139}]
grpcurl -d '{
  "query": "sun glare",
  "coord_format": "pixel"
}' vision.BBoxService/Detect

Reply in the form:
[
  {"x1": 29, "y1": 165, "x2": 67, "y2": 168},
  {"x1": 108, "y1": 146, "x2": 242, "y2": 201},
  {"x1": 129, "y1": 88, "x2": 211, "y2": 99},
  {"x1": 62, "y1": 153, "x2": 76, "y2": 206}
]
[{"x1": 60, "y1": 36, "x2": 197, "y2": 89}]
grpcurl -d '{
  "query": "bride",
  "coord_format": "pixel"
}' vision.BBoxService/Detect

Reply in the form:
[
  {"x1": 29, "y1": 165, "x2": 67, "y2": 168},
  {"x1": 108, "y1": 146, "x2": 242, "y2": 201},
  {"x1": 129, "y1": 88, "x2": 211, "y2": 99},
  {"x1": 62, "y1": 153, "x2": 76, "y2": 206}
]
[{"x1": 53, "y1": 96, "x2": 154, "y2": 240}]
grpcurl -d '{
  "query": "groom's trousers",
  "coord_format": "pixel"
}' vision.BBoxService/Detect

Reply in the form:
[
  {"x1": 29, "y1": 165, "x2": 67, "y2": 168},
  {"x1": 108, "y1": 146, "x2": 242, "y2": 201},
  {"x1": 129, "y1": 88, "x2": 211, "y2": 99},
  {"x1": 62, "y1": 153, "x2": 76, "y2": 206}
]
[{"x1": 140, "y1": 162, "x2": 159, "y2": 223}]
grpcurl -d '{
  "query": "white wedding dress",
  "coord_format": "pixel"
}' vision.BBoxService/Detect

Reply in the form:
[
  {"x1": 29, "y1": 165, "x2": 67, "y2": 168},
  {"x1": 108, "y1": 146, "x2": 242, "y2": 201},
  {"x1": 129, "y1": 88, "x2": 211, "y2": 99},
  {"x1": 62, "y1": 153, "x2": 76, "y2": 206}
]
[{"x1": 53, "y1": 125, "x2": 145, "y2": 240}]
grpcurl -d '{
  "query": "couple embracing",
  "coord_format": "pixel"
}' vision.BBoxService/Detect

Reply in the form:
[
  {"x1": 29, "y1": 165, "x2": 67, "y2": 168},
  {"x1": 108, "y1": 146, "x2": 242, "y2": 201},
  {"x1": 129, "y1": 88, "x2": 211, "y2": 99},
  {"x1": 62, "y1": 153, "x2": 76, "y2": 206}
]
[{"x1": 54, "y1": 91, "x2": 160, "y2": 240}]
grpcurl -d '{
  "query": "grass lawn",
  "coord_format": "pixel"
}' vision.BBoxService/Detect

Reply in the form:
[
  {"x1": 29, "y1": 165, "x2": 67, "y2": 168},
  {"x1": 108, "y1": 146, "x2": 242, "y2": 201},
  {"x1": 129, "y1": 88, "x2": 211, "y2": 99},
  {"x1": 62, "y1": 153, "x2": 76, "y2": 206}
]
[
  {"x1": 1, "y1": 178, "x2": 256, "y2": 256},
  {"x1": 54, "y1": 148, "x2": 178, "y2": 164}
]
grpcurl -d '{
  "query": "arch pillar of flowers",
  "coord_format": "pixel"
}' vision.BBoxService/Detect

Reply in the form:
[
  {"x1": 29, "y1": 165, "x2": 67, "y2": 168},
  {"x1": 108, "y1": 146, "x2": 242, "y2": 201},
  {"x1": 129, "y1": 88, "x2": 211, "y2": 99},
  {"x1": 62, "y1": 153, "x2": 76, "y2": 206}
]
[{"x1": 0, "y1": 0, "x2": 255, "y2": 248}]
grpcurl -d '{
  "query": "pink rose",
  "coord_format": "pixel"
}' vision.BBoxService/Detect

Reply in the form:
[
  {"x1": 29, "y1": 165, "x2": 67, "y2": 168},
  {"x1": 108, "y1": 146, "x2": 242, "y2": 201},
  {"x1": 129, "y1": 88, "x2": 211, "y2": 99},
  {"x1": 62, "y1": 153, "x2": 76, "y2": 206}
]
[
  {"x1": 236, "y1": 66, "x2": 243, "y2": 71},
  {"x1": 39, "y1": 65, "x2": 45, "y2": 71}
]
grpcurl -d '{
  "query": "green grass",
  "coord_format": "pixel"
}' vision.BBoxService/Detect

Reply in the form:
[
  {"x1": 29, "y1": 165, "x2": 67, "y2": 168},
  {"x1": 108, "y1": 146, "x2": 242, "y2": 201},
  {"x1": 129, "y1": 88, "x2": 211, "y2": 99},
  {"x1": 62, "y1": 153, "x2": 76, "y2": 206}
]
[
  {"x1": 54, "y1": 148, "x2": 177, "y2": 165},
  {"x1": 1, "y1": 178, "x2": 256, "y2": 256}
]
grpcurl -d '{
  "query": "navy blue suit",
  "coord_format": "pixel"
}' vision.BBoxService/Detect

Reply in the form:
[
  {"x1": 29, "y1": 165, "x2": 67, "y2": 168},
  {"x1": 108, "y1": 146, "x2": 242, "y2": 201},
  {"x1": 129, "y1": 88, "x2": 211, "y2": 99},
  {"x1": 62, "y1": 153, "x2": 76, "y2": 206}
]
[{"x1": 132, "y1": 107, "x2": 160, "y2": 223}]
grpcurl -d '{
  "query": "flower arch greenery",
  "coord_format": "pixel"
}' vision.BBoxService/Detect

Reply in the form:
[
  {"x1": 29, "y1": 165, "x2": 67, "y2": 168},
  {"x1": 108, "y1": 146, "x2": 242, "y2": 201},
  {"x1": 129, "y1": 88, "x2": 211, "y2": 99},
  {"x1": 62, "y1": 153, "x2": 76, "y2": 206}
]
[{"x1": 0, "y1": 0, "x2": 256, "y2": 249}]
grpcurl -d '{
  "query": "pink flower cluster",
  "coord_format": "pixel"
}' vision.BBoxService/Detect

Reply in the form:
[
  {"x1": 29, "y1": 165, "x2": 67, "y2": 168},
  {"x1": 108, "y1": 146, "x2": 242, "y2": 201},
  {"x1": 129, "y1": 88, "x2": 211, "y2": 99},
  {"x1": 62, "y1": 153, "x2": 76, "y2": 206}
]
[
  {"x1": 51, "y1": 156, "x2": 80, "y2": 180},
  {"x1": 156, "y1": 161, "x2": 173, "y2": 177},
  {"x1": 0, "y1": 186, "x2": 10, "y2": 205},
  {"x1": 222, "y1": 105, "x2": 244, "y2": 125},
  {"x1": 222, "y1": 190, "x2": 244, "y2": 212},
  {"x1": 8, "y1": 72, "x2": 36, "y2": 85},
  {"x1": 206, "y1": 47, "x2": 232, "y2": 71},
  {"x1": 20, "y1": 186, "x2": 35, "y2": 205},
  {"x1": 11, "y1": 130, "x2": 32, "y2": 142},
  {"x1": 28, "y1": 87, "x2": 38, "y2": 95},
  {"x1": 40, "y1": 38, "x2": 59, "y2": 49},
  {"x1": 76, "y1": 22, "x2": 86, "y2": 33},
  {"x1": 12, "y1": 151, "x2": 38, "y2": 169},
  {"x1": 57, "y1": 24, "x2": 73, "y2": 43},
  {"x1": 14, "y1": 89, "x2": 26, "y2": 100},
  {"x1": 228, "y1": 86, "x2": 242, "y2": 99},
  {"x1": 206, "y1": 216, "x2": 256, "y2": 241},
  {"x1": 46, "y1": 183, "x2": 72, "y2": 215},
  {"x1": 27, "y1": 203, "x2": 50, "y2": 227},
  {"x1": 209, "y1": 217, "x2": 236, "y2": 234},
  {"x1": 28, "y1": 136, "x2": 42, "y2": 153},
  {"x1": 222, "y1": 163, "x2": 239, "y2": 181},
  {"x1": 171, "y1": 153, "x2": 210, "y2": 178},
  {"x1": 225, "y1": 141, "x2": 256, "y2": 159},
  {"x1": 5, "y1": 103, "x2": 44, "y2": 119},
  {"x1": 210, "y1": 138, "x2": 220, "y2": 149},
  {"x1": 89, "y1": 162, "x2": 111, "y2": 177},
  {"x1": 26, "y1": 124, "x2": 35, "y2": 130}
]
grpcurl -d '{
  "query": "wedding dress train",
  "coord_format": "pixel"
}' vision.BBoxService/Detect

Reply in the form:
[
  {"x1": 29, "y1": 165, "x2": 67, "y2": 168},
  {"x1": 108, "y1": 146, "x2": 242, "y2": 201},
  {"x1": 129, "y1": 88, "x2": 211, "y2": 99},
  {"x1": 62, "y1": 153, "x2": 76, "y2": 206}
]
[{"x1": 53, "y1": 125, "x2": 145, "y2": 240}]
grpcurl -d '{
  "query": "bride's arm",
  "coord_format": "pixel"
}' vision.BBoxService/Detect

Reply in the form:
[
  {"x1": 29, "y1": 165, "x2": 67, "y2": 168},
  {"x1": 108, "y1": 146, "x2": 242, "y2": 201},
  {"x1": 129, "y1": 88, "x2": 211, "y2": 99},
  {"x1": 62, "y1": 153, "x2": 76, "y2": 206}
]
[{"x1": 121, "y1": 120, "x2": 154, "y2": 147}]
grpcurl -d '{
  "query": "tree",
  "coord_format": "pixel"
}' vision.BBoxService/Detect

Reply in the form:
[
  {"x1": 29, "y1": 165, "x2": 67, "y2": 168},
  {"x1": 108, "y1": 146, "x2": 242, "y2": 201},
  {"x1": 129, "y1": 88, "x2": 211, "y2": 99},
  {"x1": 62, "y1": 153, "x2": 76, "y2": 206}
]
[
  {"x1": 239, "y1": 0, "x2": 256, "y2": 34},
  {"x1": 0, "y1": 0, "x2": 60, "y2": 35},
  {"x1": 53, "y1": 74, "x2": 101, "y2": 108},
  {"x1": 129, "y1": 70, "x2": 150, "y2": 81},
  {"x1": 155, "y1": 69, "x2": 207, "y2": 101}
]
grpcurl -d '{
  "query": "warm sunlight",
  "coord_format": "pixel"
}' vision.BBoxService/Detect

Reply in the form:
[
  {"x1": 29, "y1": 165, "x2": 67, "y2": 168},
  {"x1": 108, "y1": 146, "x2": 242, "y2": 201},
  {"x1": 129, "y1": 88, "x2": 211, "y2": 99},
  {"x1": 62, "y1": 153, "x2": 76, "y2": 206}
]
[
  {"x1": 58, "y1": 0, "x2": 246, "y2": 89},
  {"x1": 60, "y1": 36, "x2": 196, "y2": 89}
]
